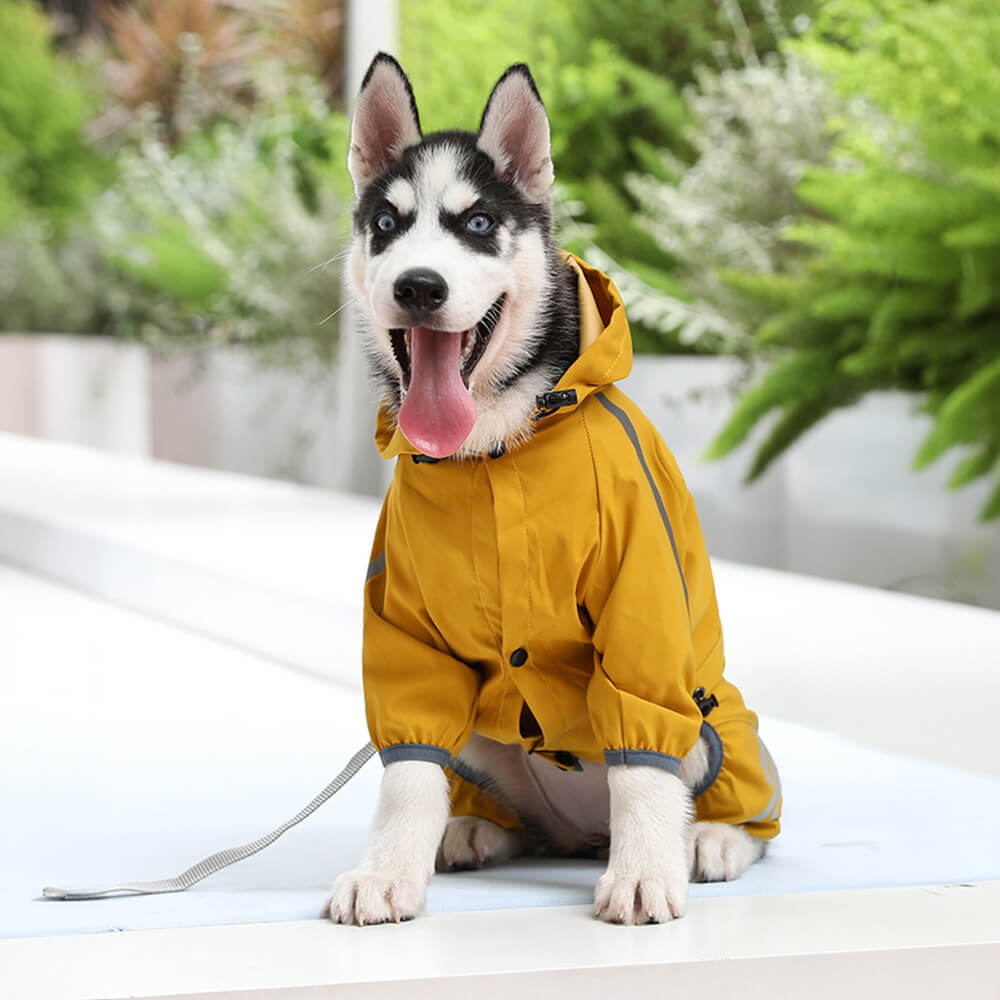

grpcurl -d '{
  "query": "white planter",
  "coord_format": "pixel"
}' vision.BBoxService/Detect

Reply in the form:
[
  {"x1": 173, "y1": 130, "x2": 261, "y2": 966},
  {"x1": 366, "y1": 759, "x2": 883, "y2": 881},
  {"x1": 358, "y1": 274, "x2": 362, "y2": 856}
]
[
  {"x1": 0, "y1": 334, "x2": 151, "y2": 455},
  {"x1": 623, "y1": 356, "x2": 787, "y2": 569},
  {"x1": 780, "y1": 392, "x2": 999, "y2": 604},
  {"x1": 626, "y1": 356, "x2": 1000, "y2": 607},
  {"x1": 3, "y1": 336, "x2": 996, "y2": 608},
  {"x1": 150, "y1": 348, "x2": 349, "y2": 489}
]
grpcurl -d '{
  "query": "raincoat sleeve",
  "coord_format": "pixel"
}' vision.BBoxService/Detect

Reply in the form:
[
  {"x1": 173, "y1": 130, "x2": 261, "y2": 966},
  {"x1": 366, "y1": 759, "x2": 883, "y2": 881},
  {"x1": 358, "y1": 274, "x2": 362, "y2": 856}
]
[
  {"x1": 362, "y1": 488, "x2": 480, "y2": 768},
  {"x1": 584, "y1": 399, "x2": 705, "y2": 771}
]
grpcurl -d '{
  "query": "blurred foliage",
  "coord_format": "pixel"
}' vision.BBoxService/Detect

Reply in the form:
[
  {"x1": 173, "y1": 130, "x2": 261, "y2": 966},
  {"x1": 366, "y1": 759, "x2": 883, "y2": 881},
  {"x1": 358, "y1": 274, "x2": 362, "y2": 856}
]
[
  {"x1": 97, "y1": 0, "x2": 266, "y2": 148},
  {"x1": 267, "y1": 0, "x2": 345, "y2": 108},
  {"x1": 574, "y1": 0, "x2": 805, "y2": 86},
  {"x1": 624, "y1": 55, "x2": 841, "y2": 354},
  {"x1": 401, "y1": 0, "x2": 818, "y2": 351},
  {"x1": 94, "y1": 0, "x2": 346, "y2": 146},
  {"x1": 95, "y1": 102, "x2": 350, "y2": 364},
  {"x1": 707, "y1": 0, "x2": 1000, "y2": 519},
  {"x1": 0, "y1": 1, "x2": 351, "y2": 368},
  {"x1": 0, "y1": 0, "x2": 107, "y2": 230}
]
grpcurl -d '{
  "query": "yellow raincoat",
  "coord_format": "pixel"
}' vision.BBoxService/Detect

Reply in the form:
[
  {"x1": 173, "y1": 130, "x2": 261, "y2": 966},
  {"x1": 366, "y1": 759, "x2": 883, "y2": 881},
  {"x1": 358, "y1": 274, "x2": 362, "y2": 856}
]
[{"x1": 362, "y1": 254, "x2": 782, "y2": 840}]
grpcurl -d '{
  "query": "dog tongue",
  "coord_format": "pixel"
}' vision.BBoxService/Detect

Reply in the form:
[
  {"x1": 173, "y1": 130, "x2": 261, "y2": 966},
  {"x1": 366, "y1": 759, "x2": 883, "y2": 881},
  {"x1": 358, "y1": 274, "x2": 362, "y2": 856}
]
[{"x1": 398, "y1": 327, "x2": 477, "y2": 458}]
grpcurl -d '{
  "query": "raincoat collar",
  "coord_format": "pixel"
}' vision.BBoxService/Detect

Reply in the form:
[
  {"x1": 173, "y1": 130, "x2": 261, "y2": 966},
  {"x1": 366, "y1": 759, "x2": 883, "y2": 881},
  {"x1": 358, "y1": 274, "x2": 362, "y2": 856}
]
[{"x1": 374, "y1": 252, "x2": 633, "y2": 460}]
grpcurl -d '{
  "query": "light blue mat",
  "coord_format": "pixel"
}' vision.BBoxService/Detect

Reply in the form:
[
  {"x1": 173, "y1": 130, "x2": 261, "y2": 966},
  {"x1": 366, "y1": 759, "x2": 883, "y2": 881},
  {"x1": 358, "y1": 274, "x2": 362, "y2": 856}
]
[{"x1": 3, "y1": 568, "x2": 1000, "y2": 939}]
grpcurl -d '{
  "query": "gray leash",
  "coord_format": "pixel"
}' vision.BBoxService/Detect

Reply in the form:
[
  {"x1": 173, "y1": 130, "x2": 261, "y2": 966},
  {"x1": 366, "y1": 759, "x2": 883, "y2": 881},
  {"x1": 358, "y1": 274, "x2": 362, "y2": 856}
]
[{"x1": 43, "y1": 741, "x2": 376, "y2": 901}]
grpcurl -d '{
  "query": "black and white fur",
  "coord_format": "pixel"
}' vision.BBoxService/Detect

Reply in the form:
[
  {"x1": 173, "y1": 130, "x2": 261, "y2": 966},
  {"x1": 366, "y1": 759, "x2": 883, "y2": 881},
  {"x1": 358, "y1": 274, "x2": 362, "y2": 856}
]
[
  {"x1": 326, "y1": 54, "x2": 764, "y2": 926},
  {"x1": 345, "y1": 54, "x2": 579, "y2": 456}
]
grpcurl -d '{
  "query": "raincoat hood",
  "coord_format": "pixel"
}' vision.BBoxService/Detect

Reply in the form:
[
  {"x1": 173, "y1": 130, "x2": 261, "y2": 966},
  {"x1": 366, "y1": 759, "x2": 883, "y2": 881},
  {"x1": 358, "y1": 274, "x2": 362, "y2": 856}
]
[{"x1": 374, "y1": 252, "x2": 634, "y2": 460}]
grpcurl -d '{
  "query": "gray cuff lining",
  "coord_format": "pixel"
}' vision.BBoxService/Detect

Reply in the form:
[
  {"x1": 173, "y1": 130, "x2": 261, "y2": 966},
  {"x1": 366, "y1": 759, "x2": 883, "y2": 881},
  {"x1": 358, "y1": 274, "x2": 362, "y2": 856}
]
[
  {"x1": 604, "y1": 748, "x2": 683, "y2": 773},
  {"x1": 379, "y1": 743, "x2": 452, "y2": 768},
  {"x1": 691, "y1": 720, "x2": 725, "y2": 798}
]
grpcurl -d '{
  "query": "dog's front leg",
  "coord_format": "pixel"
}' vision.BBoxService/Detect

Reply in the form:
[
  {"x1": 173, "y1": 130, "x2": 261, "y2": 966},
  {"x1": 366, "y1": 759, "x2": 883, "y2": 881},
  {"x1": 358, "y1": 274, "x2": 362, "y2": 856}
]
[
  {"x1": 594, "y1": 765, "x2": 692, "y2": 925},
  {"x1": 324, "y1": 760, "x2": 449, "y2": 925}
]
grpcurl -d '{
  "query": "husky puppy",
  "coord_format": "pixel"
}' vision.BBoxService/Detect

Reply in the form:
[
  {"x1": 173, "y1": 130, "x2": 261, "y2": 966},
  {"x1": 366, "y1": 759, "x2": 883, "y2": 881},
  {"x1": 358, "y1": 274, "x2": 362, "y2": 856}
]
[{"x1": 325, "y1": 54, "x2": 777, "y2": 927}]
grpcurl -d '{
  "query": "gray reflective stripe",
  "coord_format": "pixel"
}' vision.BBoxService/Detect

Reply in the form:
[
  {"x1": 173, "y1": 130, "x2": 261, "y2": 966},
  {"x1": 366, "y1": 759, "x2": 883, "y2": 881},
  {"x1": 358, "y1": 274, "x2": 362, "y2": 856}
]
[
  {"x1": 366, "y1": 550, "x2": 386, "y2": 583},
  {"x1": 604, "y1": 748, "x2": 682, "y2": 773},
  {"x1": 747, "y1": 733, "x2": 782, "y2": 823},
  {"x1": 691, "y1": 720, "x2": 725, "y2": 798},
  {"x1": 595, "y1": 392, "x2": 689, "y2": 612},
  {"x1": 379, "y1": 743, "x2": 452, "y2": 768}
]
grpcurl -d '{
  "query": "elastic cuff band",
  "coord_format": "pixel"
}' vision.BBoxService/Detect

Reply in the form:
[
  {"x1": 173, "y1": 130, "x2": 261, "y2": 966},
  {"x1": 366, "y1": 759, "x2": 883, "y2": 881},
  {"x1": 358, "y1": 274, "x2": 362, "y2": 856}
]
[
  {"x1": 379, "y1": 743, "x2": 452, "y2": 767},
  {"x1": 604, "y1": 748, "x2": 682, "y2": 773}
]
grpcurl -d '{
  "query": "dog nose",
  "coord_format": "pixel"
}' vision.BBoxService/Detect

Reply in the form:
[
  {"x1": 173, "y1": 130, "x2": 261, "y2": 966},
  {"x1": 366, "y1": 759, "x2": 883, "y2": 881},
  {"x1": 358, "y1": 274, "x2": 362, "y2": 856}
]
[{"x1": 393, "y1": 269, "x2": 449, "y2": 316}]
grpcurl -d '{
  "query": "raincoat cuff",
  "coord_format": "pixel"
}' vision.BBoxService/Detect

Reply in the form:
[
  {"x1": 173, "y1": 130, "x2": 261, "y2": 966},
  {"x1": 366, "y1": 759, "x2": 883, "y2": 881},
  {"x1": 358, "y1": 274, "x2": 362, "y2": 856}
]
[
  {"x1": 379, "y1": 743, "x2": 452, "y2": 768},
  {"x1": 603, "y1": 748, "x2": 683, "y2": 773}
]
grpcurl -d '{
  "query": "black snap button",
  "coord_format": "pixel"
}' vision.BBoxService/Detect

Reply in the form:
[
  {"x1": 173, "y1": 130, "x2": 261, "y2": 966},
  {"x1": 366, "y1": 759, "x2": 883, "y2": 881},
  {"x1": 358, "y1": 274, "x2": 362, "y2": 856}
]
[
  {"x1": 488, "y1": 441, "x2": 507, "y2": 459},
  {"x1": 509, "y1": 647, "x2": 528, "y2": 667}
]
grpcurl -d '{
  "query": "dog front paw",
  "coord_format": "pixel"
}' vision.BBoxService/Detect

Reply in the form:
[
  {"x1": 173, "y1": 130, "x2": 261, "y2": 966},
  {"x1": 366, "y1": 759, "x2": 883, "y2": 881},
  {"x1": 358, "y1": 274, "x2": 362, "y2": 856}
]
[
  {"x1": 436, "y1": 816, "x2": 523, "y2": 871},
  {"x1": 322, "y1": 868, "x2": 427, "y2": 925},
  {"x1": 593, "y1": 868, "x2": 688, "y2": 925}
]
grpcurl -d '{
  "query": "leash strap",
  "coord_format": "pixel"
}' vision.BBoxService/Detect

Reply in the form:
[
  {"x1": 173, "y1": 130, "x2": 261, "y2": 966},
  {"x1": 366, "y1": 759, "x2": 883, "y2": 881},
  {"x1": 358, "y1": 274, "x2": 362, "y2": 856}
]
[{"x1": 43, "y1": 741, "x2": 377, "y2": 901}]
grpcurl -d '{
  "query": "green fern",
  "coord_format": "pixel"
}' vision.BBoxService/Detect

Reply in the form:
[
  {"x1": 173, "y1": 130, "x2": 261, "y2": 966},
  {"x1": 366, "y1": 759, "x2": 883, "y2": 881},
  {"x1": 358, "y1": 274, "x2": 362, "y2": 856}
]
[{"x1": 709, "y1": 0, "x2": 1000, "y2": 518}]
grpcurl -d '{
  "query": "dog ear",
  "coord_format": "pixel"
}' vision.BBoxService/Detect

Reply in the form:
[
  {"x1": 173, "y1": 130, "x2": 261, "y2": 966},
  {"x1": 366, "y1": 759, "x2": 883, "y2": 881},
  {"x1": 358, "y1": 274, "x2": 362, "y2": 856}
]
[
  {"x1": 477, "y1": 64, "x2": 554, "y2": 202},
  {"x1": 348, "y1": 53, "x2": 422, "y2": 193}
]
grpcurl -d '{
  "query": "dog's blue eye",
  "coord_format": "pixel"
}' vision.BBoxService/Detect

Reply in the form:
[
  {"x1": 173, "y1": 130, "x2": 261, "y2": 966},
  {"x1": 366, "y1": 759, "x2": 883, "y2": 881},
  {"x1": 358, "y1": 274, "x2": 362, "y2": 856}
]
[
  {"x1": 466, "y1": 213, "x2": 495, "y2": 234},
  {"x1": 374, "y1": 212, "x2": 396, "y2": 233}
]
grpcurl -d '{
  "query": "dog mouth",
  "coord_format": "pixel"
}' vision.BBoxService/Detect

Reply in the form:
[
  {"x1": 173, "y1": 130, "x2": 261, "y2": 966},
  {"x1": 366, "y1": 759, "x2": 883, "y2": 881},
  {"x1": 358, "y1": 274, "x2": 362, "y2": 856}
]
[
  {"x1": 388, "y1": 294, "x2": 505, "y2": 392},
  {"x1": 390, "y1": 294, "x2": 505, "y2": 459}
]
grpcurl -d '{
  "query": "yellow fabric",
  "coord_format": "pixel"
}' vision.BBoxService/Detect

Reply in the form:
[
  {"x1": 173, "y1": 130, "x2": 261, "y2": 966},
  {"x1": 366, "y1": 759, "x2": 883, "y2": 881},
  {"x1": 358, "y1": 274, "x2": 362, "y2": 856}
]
[
  {"x1": 446, "y1": 766, "x2": 522, "y2": 832},
  {"x1": 363, "y1": 253, "x2": 781, "y2": 839}
]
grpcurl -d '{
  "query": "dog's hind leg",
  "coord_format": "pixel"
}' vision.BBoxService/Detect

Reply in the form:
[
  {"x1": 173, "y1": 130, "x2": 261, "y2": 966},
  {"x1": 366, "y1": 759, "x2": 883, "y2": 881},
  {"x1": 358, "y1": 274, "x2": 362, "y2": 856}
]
[
  {"x1": 677, "y1": 734, "x2": 767, "y2": 883},
  {"x1": 688, "y1": 822, "x2": 766, "y2": 882},
  {"x1": 436, "y1": 816, "x2": 525, "y2": 871}
]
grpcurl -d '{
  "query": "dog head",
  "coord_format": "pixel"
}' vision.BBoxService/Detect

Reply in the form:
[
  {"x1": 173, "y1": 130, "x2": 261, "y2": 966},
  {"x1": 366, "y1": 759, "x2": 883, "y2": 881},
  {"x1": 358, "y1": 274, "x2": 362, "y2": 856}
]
[{"x1": 347, "y1": 55, "x2": 564, "y2": 459}]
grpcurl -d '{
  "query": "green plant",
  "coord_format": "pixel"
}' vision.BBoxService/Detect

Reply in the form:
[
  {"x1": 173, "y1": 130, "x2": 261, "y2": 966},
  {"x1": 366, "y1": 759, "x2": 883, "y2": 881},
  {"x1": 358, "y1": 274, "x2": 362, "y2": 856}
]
[
  {"x1": 94, "y1": 99, "x2": 351, "y2": 364},
  {"x1": 265, "y1": 0, "x2": 346, "y2": 108},
  {"x1": 1, "y1": 73, "x2": 352, "y2": 367},
  {"x1": 625, "y1": 55, "x2": 841, "y2": 353},
  {"x1": 97, "y1": 0, "x2": 267, "y2": 147},
  {"x1": 0, "y1": 0, "x2": 106, "y2": 230},
  {"x1": 400, "y1": 0, "x2": 820, "y2": 352},
  {"x1": 708, "y1": 0, "x2": 1000, "y2": 519}
]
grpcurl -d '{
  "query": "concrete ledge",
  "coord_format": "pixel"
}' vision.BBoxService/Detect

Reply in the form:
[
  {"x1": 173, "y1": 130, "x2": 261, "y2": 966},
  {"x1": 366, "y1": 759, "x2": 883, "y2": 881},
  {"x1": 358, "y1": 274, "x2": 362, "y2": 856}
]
[
  {"x1": 2, "y1": 431, "x2": 1000, "y2": 771},
  {"x1": 4, "y1": 884, "x2": 999, "y2": 1000},
  {"x1": 0, "y1": 431, "x2": 378, "y2": 686}
]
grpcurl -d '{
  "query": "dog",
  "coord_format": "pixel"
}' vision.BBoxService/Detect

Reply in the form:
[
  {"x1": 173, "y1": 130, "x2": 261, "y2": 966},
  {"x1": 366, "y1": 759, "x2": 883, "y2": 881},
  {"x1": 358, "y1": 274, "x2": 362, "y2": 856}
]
[{"x1": 324, "y1": 54, "x2": 781, "y2": 926}]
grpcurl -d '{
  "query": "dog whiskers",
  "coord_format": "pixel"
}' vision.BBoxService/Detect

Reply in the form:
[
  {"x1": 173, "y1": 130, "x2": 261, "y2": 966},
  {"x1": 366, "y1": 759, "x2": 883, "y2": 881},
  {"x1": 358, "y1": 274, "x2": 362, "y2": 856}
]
[
  {"x1": 308, "y1": 250, "x2": 353, "y2": 274},
  {"x1": 319, "y1": 297, "x2": 357, "y2": 326}
]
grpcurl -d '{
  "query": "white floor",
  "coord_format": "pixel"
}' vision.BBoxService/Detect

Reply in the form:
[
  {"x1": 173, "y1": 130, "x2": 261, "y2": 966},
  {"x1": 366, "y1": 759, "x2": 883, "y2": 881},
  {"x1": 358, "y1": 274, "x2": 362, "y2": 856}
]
[
  {"x1": 2, "y1": 563, "x2": 1000, "y2": 998},
  {"x1": 2, "y1": 433, "x2": 1000, "y2": 997}
]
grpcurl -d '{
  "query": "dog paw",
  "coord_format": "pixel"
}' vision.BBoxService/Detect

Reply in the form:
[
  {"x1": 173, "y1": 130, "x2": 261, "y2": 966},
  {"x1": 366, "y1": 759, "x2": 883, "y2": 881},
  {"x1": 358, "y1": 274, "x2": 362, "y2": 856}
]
[
  {"x1": 593, "y1": 868, "x2": 687, "y2": 925},
  {"x1": 322, "y1": 868, "x2": 426, "y2": 925},
  {"x1": 689, "y1": 822, "x2": 765, "y2": 883},
  {"x1": 435, "y1": 816, "x2": 522, "y2": 872}
]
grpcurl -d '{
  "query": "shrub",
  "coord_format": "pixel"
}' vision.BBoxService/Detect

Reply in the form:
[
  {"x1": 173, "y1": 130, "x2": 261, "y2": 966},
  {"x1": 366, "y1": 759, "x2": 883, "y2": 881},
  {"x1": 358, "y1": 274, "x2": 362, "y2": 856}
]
[
  {"x1": 400, "y1": 0, "x2": 819, "y2": 352},
  {"x1": 1, "y1": 70, "x2": 352, "y2": 368},
  {"x1": 707, "y1": 0, "x2": 1000, "y2": 519},
  {"x1": 94, "y1": 99, "x2": 351, "y2": 364},
  {"x1": 625, "y1": 54, "x2": 841, "y2": 353},
  {"x1": 97, "y1": 0, "x2": 266, "y2": 147},
  {"x1": 0, "y1": 0, "x2": 106, "y2": 230}
]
